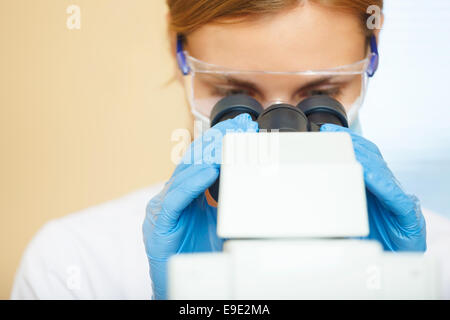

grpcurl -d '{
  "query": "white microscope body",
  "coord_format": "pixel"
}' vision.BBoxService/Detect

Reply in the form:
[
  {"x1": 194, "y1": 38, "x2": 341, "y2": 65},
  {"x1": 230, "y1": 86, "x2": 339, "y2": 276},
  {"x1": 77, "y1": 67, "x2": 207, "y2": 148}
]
[{"x1": 168, "y1": 132, "x2": 440, "y2": 299}]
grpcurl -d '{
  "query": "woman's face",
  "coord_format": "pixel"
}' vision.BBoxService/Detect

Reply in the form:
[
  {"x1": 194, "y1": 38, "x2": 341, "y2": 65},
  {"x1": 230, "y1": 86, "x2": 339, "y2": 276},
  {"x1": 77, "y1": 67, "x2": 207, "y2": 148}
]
[{"x1": 183, "y1": 1, "x2": 369, "y2": 116}]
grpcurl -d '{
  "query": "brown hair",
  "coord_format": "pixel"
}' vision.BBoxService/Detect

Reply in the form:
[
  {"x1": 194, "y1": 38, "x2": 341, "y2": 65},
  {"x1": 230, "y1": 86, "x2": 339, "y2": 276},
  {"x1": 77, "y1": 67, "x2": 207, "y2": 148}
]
[{"x1": 167, "y1": 0, "x2": 383, "y2": 39}]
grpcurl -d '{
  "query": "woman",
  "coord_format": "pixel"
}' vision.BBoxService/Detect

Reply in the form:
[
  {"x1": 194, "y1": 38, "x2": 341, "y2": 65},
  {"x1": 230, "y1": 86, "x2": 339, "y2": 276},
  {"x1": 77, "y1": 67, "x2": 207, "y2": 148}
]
[
  {"x1": 143, "y1": 0, "x2": 427, "y2": 300},
  {"x1": 12, "y1": 0, "x2": 450, "y2": 300}
]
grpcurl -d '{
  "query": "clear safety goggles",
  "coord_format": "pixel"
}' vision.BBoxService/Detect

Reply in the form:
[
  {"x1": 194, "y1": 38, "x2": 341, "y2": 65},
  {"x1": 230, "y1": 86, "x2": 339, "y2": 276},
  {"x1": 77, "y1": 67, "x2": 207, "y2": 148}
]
[{"x1": 176, "y1": 35, "x2": 379, "y2": 124}]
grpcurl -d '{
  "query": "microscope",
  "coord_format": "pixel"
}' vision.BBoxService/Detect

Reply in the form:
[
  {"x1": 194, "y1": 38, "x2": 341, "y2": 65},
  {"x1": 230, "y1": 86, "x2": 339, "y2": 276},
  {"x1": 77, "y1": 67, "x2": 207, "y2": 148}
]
[{"x1": 168, "y1": 94, "x2": 440, "y2": 299}]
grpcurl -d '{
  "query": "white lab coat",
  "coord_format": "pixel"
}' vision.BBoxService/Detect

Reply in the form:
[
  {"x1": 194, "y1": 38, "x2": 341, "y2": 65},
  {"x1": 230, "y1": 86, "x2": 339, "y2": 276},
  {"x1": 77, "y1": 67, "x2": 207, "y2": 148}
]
[{"x1": 10, "y1": 181, "x2": 450, "y2": 299}]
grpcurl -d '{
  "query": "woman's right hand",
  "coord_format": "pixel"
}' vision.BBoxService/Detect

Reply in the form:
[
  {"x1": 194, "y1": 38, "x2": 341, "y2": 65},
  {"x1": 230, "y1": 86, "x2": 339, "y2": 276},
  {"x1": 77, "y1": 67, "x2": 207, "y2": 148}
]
[{"x1": 142, "y1": 113, "x2": 258, "y2": 300}]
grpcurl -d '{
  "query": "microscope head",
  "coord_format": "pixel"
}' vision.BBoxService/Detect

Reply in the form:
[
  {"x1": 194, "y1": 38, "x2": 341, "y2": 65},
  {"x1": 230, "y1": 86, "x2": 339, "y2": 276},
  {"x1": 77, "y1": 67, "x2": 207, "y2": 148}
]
[{"x1": 216, "y1": 131, "x2": 369, "y2": 238}]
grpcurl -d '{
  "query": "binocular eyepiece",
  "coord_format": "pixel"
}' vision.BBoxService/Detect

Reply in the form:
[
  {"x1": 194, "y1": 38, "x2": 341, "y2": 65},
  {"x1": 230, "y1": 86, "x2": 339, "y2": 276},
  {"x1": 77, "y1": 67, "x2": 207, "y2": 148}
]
[
  {"x1": 211, "y1": 94, "x2": 348, "y2": 132},
  {"x1": 208, "y1": 94, "x2": 349, "y2": 202}
]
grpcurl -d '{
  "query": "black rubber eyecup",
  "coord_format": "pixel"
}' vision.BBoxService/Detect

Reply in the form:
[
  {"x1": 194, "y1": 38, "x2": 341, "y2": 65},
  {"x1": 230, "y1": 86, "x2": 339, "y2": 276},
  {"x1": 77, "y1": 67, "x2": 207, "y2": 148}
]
[
  {"x1": 210, "y1": 94, "x2": 264, "y2": 127},
  {"x1": 296, "y1": 95, "x2": 348, "y2": 128}
]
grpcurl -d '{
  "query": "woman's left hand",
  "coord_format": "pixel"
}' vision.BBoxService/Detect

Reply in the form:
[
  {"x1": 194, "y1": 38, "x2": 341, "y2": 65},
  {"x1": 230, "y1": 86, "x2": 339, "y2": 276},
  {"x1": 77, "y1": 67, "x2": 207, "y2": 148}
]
[{"x1": 320, "y1": 124, "x2": 426, "y2": 252}]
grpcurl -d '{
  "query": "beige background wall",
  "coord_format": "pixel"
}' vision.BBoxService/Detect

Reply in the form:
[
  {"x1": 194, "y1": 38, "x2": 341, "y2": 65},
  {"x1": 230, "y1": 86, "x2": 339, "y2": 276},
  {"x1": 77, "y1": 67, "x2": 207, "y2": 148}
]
[{"x1": 0, "y1": 0, "x2": 190, "y2": 299}]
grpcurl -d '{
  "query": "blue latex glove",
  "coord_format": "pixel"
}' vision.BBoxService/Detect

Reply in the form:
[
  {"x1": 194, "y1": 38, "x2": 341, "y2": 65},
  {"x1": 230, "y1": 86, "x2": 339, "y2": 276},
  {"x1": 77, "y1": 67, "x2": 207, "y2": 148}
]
[
  {"x1": 320, "y1": 124, "x2": 427, "y2": 252},
  {"x1": 142, "y1": 113, "x2": 258, "y2": 300}
]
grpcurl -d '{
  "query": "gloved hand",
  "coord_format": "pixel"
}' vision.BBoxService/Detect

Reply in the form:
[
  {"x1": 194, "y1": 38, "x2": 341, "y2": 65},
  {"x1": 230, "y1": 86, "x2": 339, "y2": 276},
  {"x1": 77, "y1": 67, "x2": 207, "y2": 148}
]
[
  {"x1": 143, "y1": 113, "x2": 258, "y2": 300},
  {"x1": 320, "y1": 124, "x2": 426, "y2": 252}
]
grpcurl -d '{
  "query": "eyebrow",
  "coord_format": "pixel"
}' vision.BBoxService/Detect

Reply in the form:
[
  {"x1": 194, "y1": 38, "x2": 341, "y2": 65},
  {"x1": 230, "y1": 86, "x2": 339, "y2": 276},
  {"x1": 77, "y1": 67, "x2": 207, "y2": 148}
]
[{"x1": 223, "y1": 76, "x2": 260, "y2": 92}]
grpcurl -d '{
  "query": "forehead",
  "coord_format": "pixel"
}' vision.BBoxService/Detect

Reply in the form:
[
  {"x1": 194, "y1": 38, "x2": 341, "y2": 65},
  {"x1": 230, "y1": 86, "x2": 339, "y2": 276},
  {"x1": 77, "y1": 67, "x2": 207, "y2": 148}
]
[{"x1": 186, "y1": 2, "x2": 366, "y2": 72}]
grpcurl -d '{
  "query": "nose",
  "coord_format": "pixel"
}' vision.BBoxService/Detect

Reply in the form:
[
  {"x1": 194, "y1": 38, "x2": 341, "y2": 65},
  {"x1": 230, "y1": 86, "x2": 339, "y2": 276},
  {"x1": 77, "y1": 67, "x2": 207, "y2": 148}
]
[{"x1": 261, "y1": 98, "x2": 296, "y2": 109}]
